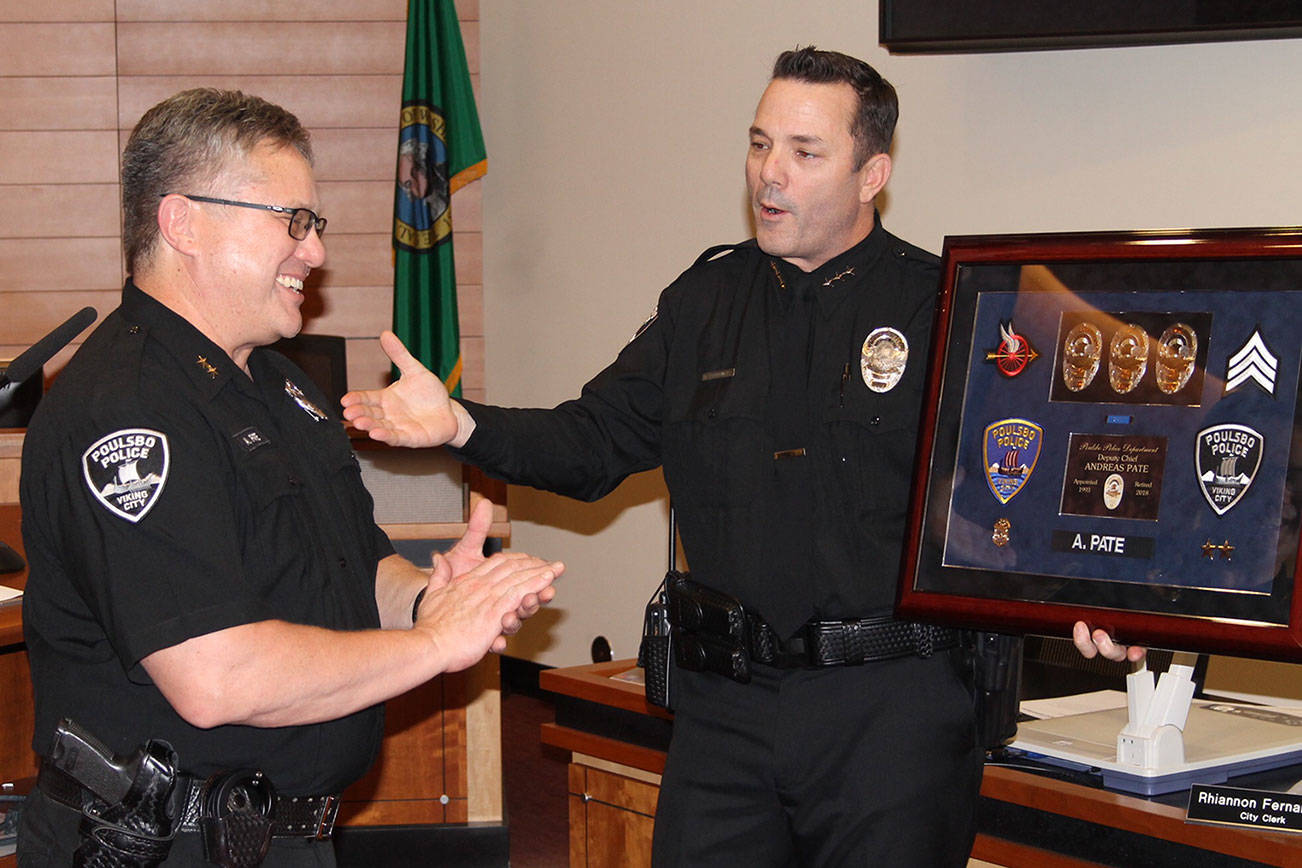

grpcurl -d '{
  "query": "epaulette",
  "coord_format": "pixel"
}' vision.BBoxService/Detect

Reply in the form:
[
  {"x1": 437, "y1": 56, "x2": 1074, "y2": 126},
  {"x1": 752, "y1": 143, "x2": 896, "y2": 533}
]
[
  {"x1": 888, "y1": 238, "x2": 941, "y2": 267},
  {"x1": 691, "y1": 240, "x2": 754, "y2": 268}
]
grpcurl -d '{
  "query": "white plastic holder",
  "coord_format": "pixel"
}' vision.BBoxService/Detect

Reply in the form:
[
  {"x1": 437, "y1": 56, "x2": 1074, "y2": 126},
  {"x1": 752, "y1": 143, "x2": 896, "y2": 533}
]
[{"x1": 1115, "y1": 654, "x2": 1198, "y2": 771}]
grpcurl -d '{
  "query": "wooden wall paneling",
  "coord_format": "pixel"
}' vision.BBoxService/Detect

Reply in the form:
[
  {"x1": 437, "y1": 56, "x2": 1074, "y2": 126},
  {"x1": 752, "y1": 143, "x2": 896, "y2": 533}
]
[
  {"x1": 0, "y1": 239, "x2": 121, "y2": 291},
  {"x1": 0, "y1": 185, "x2": 119, "y2": 239},
  {"x1": 345, "y1": 339, "x2": 388, "y2": 392},
  {"x1": 450, "y1": 183, "x2": 482, "y2": 232},
  {"x1": 0, "y1": 131, "x2": 120, "y2": 184},
  {"x1": 458, "y1": 281, "x2": 484, "y2": 336},
  {"x1": 312, "y1": 184, "x2": 480, "y2": 242},
  {"x1": 317, "y1": 181, "x2": 393, "y2": 235},
  {"x1": 0, "y1": 24, "x2": 116, "y2": 76},
  {"x1": 452, "y1": 232, "x2": 483, "y2": 283},
  {"x1": 310, "y1": 129, "x2": 397, "y2": 182},
  {"x1": 113, "y1": 0, "x2": 477, "y2": 21},
  {"x1": 461, "y1": 336, "x2": 484, "y2": 393},
  {"x1": 0, "y1": 77, "x2": 117, "y2": 130},
  {"x1": 118, "y1": 76, "x2": 405, "y2": 130},
  {"x1": 0, "y1": 292, "x2": 110, "y2": 344},
  {"x1": 300, "y1": 276, "x2": 485, "y2": 344},
  {"x1": 116, "y1": 23, "x2": 407, "y2": 77},
  {"x1": 300, "y1": 285, "x2": 393, "y2": 338},
  {"x1": 310, "y1": 234, "x2": 391, "y2": 287},
  {"x1": 0, "y1": 0, "x2": 114, "y2": 21},
  {"x1": 115, "y1": 0, "x2": 408, "y2": 21},
  {"x1": 459, "y1": 21, "x2": 480, "y2": 74}
]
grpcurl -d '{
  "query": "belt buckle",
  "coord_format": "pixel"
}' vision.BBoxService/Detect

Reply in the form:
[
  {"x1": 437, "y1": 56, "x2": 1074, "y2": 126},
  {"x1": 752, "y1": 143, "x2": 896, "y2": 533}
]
[{"x1": 315, "y1": 795, "x2": 340, "y2": 840}]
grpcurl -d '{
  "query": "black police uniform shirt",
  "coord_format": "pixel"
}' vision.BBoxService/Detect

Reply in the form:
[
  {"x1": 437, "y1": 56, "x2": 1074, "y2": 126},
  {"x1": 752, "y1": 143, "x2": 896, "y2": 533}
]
[
  {"x1": 20, "y1": 283, "x2": 393, "y2": 795},
  {"x1": 453, "y1": 218, "x2": 938, "y2": 639}
]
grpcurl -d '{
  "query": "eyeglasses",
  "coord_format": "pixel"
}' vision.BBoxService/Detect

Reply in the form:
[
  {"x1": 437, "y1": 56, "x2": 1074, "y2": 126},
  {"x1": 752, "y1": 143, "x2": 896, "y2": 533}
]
[{"x1": 164, "y1": 193, "x2": 327, "y2": 241}]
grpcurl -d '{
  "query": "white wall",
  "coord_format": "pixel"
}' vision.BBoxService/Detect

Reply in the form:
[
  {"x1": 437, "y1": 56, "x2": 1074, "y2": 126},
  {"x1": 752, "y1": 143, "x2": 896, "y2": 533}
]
[{"x1": 480, "y1": 1, "x2": 1302, "y2": 667}]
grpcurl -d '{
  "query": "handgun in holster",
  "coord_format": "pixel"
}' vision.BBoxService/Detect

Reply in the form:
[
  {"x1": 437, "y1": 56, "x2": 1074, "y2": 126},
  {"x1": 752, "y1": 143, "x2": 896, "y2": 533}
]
[{"x1": 47, "y1": 717, "x2": 182, "y2": 868}]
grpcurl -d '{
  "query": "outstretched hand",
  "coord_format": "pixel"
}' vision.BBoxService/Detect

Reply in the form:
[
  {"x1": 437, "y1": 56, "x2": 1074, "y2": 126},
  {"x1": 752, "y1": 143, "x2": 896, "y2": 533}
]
[
  {"x1": 1072, "y1": 621, "x2": 1146, "y2": 664},
  {"x1": 340, "y1": 331, "x2": 471, "y2": 447}
]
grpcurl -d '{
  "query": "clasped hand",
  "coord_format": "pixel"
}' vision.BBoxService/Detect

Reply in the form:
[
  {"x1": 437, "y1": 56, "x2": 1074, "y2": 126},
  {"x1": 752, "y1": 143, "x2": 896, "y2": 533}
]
[{"x1": 413, "y1": 498, "x2": 561, "y2": 669}]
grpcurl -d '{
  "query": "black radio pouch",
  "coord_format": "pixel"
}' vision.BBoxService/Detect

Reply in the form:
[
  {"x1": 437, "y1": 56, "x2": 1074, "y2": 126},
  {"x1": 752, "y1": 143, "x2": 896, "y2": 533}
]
[
  {"x1": 666, "y1": 571, "x2": 751, "y2": 684},
  {"x1": 637, "y1": 576, "x2": 674, "y2": 710}
]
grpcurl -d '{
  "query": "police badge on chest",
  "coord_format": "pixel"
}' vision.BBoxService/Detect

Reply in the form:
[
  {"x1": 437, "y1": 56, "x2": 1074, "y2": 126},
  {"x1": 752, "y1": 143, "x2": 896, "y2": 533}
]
[{"x1": 284, "y1": 378, "x2": 327, "y2": 422}]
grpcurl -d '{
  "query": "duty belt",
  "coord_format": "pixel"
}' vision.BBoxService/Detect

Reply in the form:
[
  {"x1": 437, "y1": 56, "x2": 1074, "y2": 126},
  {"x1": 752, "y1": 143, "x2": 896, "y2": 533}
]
[
  {"x1": 665, "y1": 573, "x2": 959, "y2": 671},
  {"x1": 38, "y1": 760, "x2": 341, "y2": 840},
  {"x1": 176, "y1": 777, "x2": 339, "y2": 839},
  {"x1": 749, "y1": 615, "x2": 961, "y2": 668}
]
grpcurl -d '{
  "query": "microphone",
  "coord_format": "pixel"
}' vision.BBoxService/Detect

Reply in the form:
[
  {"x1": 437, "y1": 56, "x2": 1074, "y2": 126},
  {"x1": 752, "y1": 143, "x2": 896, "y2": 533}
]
[{"x1": 1, "y1": 306, "x2": 97, "y2": 388}]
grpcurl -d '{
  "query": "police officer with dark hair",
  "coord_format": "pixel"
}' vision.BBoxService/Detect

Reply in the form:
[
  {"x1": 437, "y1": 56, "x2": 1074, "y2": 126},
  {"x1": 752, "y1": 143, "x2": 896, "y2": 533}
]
[
  {"x1": 343, "y1": 47, "x2": 1139, "y2": 866},
  {"x1": 18, "y1": 88, "x2": 561, "y2": 866}
]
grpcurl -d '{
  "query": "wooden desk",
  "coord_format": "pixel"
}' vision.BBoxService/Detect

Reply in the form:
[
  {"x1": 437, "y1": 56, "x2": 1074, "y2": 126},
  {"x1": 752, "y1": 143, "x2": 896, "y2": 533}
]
[{"x1": 541, "y1": 660, "x2": 1302, "y2": 868}]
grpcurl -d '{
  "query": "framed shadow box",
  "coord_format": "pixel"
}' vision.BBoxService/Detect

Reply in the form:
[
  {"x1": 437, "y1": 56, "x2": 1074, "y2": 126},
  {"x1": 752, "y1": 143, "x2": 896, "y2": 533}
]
[{"x1": 898, "y1": 226, "x2": 1302, "y2": 660}]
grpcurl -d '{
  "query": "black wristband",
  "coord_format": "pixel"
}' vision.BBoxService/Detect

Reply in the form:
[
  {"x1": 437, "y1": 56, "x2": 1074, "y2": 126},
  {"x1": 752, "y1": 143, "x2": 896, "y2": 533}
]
[{"x1": 411, "y1": 587, "x2": 427, "y2": 625}]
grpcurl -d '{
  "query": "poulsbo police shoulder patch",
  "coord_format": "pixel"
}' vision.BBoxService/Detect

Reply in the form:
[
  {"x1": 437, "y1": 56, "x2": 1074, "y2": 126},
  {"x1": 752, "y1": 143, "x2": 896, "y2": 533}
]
[{"x1": 82, "y1": 428, "x2": 170, "y2": 523}]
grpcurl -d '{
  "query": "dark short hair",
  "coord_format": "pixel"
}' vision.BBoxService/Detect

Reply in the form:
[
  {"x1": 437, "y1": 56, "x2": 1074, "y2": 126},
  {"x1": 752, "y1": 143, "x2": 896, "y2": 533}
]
[
  {"x1": 771, "y1": 46, "x2": 897, "y2": 169},
  {"x1": 121, "y1": 89, "x2": 313, "y2": 274}
]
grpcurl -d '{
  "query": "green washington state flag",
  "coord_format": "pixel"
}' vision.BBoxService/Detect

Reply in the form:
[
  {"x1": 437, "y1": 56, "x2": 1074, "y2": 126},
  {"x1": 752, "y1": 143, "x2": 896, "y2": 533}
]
[{"x1": 392, "y1": 0, "x2": 486, "y2": 397}]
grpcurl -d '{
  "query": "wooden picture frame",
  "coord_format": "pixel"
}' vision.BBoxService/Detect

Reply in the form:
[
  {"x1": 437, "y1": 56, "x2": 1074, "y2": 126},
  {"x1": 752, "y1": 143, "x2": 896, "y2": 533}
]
[{"x1": 898, "y1": 226, "x2": 1302, "y2": 660}]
